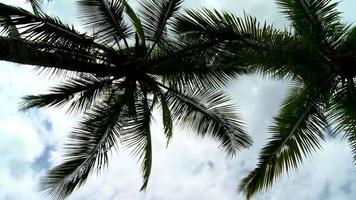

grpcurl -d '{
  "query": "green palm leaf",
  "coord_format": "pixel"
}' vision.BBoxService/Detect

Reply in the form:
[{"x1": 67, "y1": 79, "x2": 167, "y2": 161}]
[
  {"x1": 339, "y1": 26, "x2": 356, "y2": 53},
  {"x1": 329, "y1": 78, "x2": 356, "y2": 162},
  {"x1": 122, "y1": 0, "x2": 146, "y2": 48},
  {"x1": 276, "y1": 0, "x2": 349, "y2": 51}
]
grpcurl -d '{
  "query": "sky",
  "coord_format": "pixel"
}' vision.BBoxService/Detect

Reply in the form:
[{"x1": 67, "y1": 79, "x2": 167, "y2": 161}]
[{"x1": 0, "y1": 0, "x2": 356, "y2": 200}]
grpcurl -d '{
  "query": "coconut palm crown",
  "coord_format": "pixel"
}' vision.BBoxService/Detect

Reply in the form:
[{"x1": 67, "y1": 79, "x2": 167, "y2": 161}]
[
  {"x1": 0, "y1": 0, "x2": 253, "y2": 199},
  {"x1": 174, "y1": 0, "x2": 356, "y2": 199}
]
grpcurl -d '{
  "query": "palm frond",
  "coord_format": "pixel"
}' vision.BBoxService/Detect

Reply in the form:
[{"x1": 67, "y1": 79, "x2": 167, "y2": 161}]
[
  {"x1": 276, "y1": 0, "x2": 349, "y2": 51},
  {"x1": 78, "y1": 0, "x2": 131, "y2": 47},
  {"x1": 239, "y1": 82, "x2": 330, "y2": 199},
  {"x1": 329, "y1": 78, "x2": 356, "y2": 162},
  {"x1": 0, "y1": 36, "x2": 118, "y2": 76},
  {"x1": 40, "y1": 94, "x2": 126, "y2": 200},
  {"x1": 152, "y1": 85, "x2": 173, "y2": 146},
  {"x1": 0, "y1": 3, "x2": 95, "y2": 49},
  {"x1": 150, "y1": 39, "x2": 243, "y2": 90},
  {"x1": 122, "y1": 91, "x2": 152, "y2": 191},
  {"x1": 174, "y1": 8, "x2": 245, "y2": 41},
  {"x1": 159, "y1": 83, "x2": 251, "y2": 156},
  {"x1": 1, "y1": 16, "x2": 20, "y2": 38},
  {"x1": 140, "y1": 0, "x2": 183, "y2": 55},
  {"x1": 21, "y1": 75, "x2": 113, "y2": 114},
  {"x1": 153, "y1": 61, "x2": 238, "y2": 91},
  {"x1": 122, "y1": 0, "x2": 146, "y2": 48},
  {"x1": 174, "y1": 9, "x2": 323, "y2": 80},
  {"x1": 339, "y1": 26, "x2": 356, "y2": 53},
  {"x1": 26, "y1": 0, "x2": 44, "y2": 15}
]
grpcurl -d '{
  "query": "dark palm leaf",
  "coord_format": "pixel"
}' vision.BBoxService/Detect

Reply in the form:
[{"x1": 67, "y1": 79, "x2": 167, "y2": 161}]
[
  {"x1": 122, "y1": 91, "x2": 153, "y2": 191},
  {"x1": 40, "y1": 94, "x2": 127, "y2": 200},
  {"x1": 78, "y1": 0, "x2": 132, "y2": 47},
  {"x1": 159, "y1": 93, "x2": 174, "y2": 146},
  {"x1": 174, "y1": 9, "x2": 324, "y2": 80},
  {"x1": 339, "y1": 26, "x2": 356, "y2": 53},
  {"x1": 161, "y1": 84, "x2": 251, "y2": 155},
  {"x1": 150, "y1": 40, "x2": 241, "y2": 90},
  {"x1": 0, "y1": 3, "x2": 95, "y2": 49},
  {"x1": 140, "y1": 0, "x2": 183, "y2": 55},
  {"x1": 26, "y1": 0, "x2": 44, "y2": 15},
  {"x1": 1, "y1": 16, "x2": 20, "y2": 38},
  {"x1": 239, "y1": 82, "x2": 330, "y2": 199},
  {"x1": 21, "y1": 75, "x2": 113, "y2": 114},
  {"x1": 329, "y1": 78, "x2": 356, "y2": 162},
  {"x1": 122, "y1": 0, "x2": 146, "y2": 48},
  {"x1": 152, "y1": 85, "x2": 173, "y2": 145},
  {"x1": 276, "y1": 0, "x2": 349, "y2": 51}
]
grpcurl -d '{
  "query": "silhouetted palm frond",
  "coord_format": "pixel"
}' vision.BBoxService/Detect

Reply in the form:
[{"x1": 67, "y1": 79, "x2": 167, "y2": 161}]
[
  {"x1": 160, "y1": 84, "x2": 252, "y2": 155},
  {"x1": 329, "y1": 78, "x2": 356, "y2": 161},
  {"x1": 40, "y1": 93, "x2": 126, "y2": 200},
  {"x1": 276, "y1": 0, "x2": 349, "y2": 51},
  {"x1": 239, "y1": 82, "x2": 330, "y2": 198},
  {"x1": 21, "y1": 75, "x2": 113, "y2": 114}
]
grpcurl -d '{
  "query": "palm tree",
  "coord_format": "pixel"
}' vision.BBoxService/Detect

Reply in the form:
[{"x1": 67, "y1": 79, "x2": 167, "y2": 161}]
[
  {"x1": 0, "y1": 0, "x2": 252, "y2": 199},
  {"x1": 174, "y1": 0, "x2": 356, "y2": 199}
]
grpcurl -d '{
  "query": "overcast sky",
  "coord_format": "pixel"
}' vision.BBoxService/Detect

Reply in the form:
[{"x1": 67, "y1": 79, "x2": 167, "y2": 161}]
[{"x1": 0, "y1": 0, "x2": 356, "y2": 200}]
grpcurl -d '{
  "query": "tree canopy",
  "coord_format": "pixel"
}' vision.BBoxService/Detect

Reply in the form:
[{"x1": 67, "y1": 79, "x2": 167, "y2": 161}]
[
  {"x1": 1, "y1": 0, "x2": 355, "y2": 199},
  {"x1": 0, "y1": 0, "x2": 252, "y2": 199},
  {"x1": 175, "y1": 0, "x2": 356, "y2": 199}
]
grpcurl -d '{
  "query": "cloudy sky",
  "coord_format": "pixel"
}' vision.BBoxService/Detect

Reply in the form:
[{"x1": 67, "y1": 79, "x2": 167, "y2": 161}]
[{"x1": 0, "y1": 0, "x2": 356, "y2": 200}]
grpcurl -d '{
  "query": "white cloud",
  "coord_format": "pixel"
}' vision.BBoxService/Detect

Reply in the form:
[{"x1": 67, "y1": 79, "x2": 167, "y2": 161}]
[{"x1": 0, "y1": 63, "x2": 48, "y2": 200}]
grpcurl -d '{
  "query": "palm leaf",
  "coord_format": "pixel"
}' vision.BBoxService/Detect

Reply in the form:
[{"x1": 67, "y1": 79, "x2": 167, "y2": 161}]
[
  {"x1": 122, "y1": 0, "x2": 146, "y2": 48},
  {"x1": 1, "y1": 16, "x2": 20, "y2": 38},
  {"x1": 152, "y1": 85, "x2": 173, "y2": 146},
  {"x1": 40, "y1": 94, "x2": 126, "y2": 200},
  {"x1": 78, "y1": 0, "x2": 131, "y2": 47},
  {"x1": 151, "y1": 39, "x2": 243, "y2": 90},
  {"x1": 159, "y1": 83, "x2": 251, "y2": 155},
  {"x1": 329, "y1": 78, "x2": 356, "y2": 162},
  {"x1": 0, "y1": 3, "x2": 95, "y2": 49},
  {"x1": 140, "y1": 0, "x2": 183, "y2": 55},
  {"x1": 21, "y1": 75, "x2": 113, "y2": 114},
  {"x1": 174, "y1": 9, "x2": 323, "y2": 80},
  {"x1": 239, "y1": 82, "x2": 330, "y2": 199},
  {"x1": 122, "y1": 91, "x2": 152, "y2": 191},
  {"x1": 276, "y1": 0, "x2": 349, "y2": 51},
  {"x1": 339, "y1": 26, "x2": 356, "y2": 53},
  {"x1": 26, "y1": 0, "x2": 44, "y2": 15}
]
